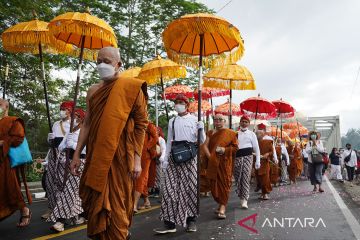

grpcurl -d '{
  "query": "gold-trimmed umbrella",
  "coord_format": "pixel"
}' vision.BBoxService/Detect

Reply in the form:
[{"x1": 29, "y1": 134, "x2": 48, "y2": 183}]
[
  {"x1": 49, "y1": 9, "x2": 117, "y2": 131},
  {"x1": 204, "y1": 63, "x2": 255, "y2": 128},
  {"x1": 119, "y1": 66, "x2": 142, "y2": 78},
  {"x1": 48, "y1": 8, "x2": 117, "y2": 190},
  {"x1": 138, "y1": 55, "x2": 186, "y2": 122},
  {"x1": 163, "y1": 13, "x2": 244, "y2": 214},
  {"x1": 1, "y1": 15, "x2": 92, "y2": 131}
]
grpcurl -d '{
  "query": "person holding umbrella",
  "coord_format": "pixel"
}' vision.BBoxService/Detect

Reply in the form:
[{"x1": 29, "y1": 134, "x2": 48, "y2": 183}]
[
  {"x1": 154, "y1": 94, "x2": 205, "y2": 234},
  {"x1": 43, "y1": 101, "x2": 73, "y2": 220},
  {"x1": 70, "y1": 47, "x2": 148, "y2": 240},
  {"x1": 234, "y1": 115, "x2": 260, "y2": 209}
]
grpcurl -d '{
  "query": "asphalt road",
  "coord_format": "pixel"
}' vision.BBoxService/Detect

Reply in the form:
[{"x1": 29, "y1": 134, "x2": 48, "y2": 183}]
[{"x1": 1, "y1": 176, "x2": 360, "y2": 240}]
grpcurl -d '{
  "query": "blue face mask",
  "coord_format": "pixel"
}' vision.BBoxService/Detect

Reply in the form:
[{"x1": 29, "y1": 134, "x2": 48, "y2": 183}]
[{"x1": 310, "y1": 134, "x2": 317, "y2": 140}]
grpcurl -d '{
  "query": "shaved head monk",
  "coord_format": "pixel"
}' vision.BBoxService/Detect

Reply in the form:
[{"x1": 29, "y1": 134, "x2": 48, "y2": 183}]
[
  {"x1": 202, "y1": 114, "x2": 238, "y2": 219},
  {"x1": 70, "y1": 47, "x2": 148, "y2": 239}
]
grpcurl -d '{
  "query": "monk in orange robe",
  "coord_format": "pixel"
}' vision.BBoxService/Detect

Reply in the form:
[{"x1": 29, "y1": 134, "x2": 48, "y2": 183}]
[
  {"x1": 256, "y1": 125, "x2": 274, "y2": 200},
  {"x1": 0, "y1": 98, "x2": 32, "y2": 227},
  {"x1": 134, "y1": 122, "x2": 158, "y2": 212},
  {"x1": 295, "y1": 142, "x2": 303, "y2": 177},
  {"x1": 200, "y1": 143, "x2": 211, "y2": 196},
  {"x1": 287, "y1": 140, "x2": 302, "y2": 184},
  {"x1": 71, "y1": 47, "x2": 148, "y2": 240},
  {"x1": 272, "y1": 144, "x2": 282, "y2": 186},
  {"x1": 203, "y1": 114, "x2": 238, "y2": 219}
]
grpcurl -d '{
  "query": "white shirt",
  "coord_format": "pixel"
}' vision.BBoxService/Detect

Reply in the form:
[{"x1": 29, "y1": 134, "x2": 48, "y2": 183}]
[
  {"x1": 165, "y1": 113, "x2": 206, "y2": 159},
  {"x1": 52, "y1": 119, "x2": 70, "y2": 138},
  {"x1": 281, "y1": 144, "x2": 290, "y2": 165},
  {"x1": 302, "y1": 149, "x2": 309, "y2": 158},
  {"x1": 58, "y1": 128, "x2": 86, "y2": 154},
  {"x1": 342, "y1": 149, "x2": 357, "y2": 167},
  {"x1": 159, "y1": 136, "x2": 166, "y2": 160},
  {"x1": 305, "y1": 140, "x2": 324, "y2": 163},
  {"x1": 237, "y1": 128, "x2": 260, "y2": 163}
]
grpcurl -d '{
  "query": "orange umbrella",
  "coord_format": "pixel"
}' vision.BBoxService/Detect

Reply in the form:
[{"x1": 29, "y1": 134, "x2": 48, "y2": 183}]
[
  {"x1": 283, "y1": 122, "x2": 303, "y2": 130},
  {"x1": 289, "y1": 127, "x2": 308, "y2": 139},
  {"x1": 164, "y1": 85, "x2": 194, "y2": 100},
  {"x1": 189, "y1": 100, "x2": 212, "y2": 116},
  {"x1": 48, "y1": 8, "x2": 117, "y2": 131},
  {"x1": 215, "y1": 100, "x2": 242, "y2": 116},
  {"x1": 270, "y1": 126, "x2": 290, "y2": 141}
]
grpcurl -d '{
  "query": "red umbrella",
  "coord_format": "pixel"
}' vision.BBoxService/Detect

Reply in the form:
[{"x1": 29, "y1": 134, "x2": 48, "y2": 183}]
[
  {"x1": 193, "y1": 87, "x2": 230, "y2": 100},
  {"x1": 215, "y1": 100, "x2": 242, "y2": 116},
  {"x1": 272, "y1": 99, "x2": 295, "y2": 118},
  {"x1": 240, "y1": 94, "x2": 277, "y2": 120},
  {"x1": 272, "y1": 98, "x2": 295, "y2": 140},
  {"x1": 164, "y1": 84, "x2": 194, "y2": 100}
]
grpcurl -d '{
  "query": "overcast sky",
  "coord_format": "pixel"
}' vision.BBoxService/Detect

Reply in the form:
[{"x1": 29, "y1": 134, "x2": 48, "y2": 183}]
[{"x1": 199, "y1": 0, "x2": 360, "y2": 134}]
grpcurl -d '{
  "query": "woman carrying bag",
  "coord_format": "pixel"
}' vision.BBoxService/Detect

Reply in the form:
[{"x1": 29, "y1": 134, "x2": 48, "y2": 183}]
[{"x1": 305, "y1": 131, "x2": 325, "y2": 193}]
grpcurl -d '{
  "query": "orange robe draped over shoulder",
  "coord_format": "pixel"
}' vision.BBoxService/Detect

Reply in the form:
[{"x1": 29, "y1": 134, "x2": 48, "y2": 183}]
[
  {"x1": 258, "y1": 139, "x2": 273, "y2": 195},
  {"x1": 80, "y1": 77, "x2": 148, "y2": 240},
  {"x1": 206, "y1": 129, "x2": 238, "y2": 205},
  {"x1": 287, "y1": 145, "x2": 301, "y2": 182},
  {"x1": 0, "y1": 117, "x2": 26, "y2": 221},
  {"x1": 135, "y1": 122, "x2": 158, "y2": 196}
]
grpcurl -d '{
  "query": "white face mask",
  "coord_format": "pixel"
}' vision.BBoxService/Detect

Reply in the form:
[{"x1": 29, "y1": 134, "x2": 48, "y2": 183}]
[
  {"x1": 97, "y1": 63, "x2": 116, "y2": 80},
  {"x1": 175, "y1": 104, "x2": 186, "y2": 114},
  {"x1": 60, "y1": 110, "x2": 67, "y2": 119}
]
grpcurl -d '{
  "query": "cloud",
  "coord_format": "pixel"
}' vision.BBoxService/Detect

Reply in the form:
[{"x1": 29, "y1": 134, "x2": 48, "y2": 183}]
[{"x1": 200, "y1": 0, "x2": 360, "y2": 133}]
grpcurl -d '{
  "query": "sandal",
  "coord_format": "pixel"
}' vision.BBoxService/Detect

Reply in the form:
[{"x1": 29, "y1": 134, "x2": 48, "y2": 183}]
[
  {"x1": 17, "y1": 209, "x2": 32, "y2": 227},
  {"x1": 217, "y1": 212, "x2": 226, "y2": 219},
  {"x1": 138, "y1": 204, "x2": 151, "y2": 210}
]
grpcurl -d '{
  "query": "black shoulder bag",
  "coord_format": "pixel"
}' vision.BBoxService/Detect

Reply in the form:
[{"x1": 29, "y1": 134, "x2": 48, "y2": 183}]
[
  {"x1": 344, "y1": 150, "x2": 352, "y2": 163},
  {"x1": 170, "y1": 118, "x2": 197, "y2": 164}
]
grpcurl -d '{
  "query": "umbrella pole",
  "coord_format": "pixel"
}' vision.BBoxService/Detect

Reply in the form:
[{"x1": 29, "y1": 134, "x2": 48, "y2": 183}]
[
  {"x1": 38, "y1": 43, "x2": 52, "y2": 131},
  {"x1": 197, "y1": 33, "x2": 204, "y2": 216},
  {"x1": 296, "y1": 119, "x2": 302, "y2": 143},
  {"x1": 155, "y1": 83, "x2": 158, "y2": 127},
  {"x1": 2, "y1": 64, "x2": 8, "y2": 99},
  {"x1": 62, "y1": 35, "x2": 85, "y2": 192},
  {"x1": 253, "y1": 99, "x2": 259, "y2": 131},
  {"x1": 210, "y1": 91, "x2": 214, "y2": 129},
  {"x1": 275, "y1": 107, "x2": 281, "y2": 142},
  {"x1": 229, "y1": 81, "x2": 232, "y2": 129},
  {"x1": 160, "y1": 74, "x2": 169, "y2": 121}
]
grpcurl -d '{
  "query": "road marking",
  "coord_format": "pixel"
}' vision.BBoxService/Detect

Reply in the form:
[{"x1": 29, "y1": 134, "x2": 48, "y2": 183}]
[
  {"x1": 32, "y1": 225, "x2": 87, "y2": 240},
  {"x1": 32, "y1": 205, "x2": 161, "y2": 240},
  {"x1": 325, "y1": 176, "x2": 360, "y2": 240}
]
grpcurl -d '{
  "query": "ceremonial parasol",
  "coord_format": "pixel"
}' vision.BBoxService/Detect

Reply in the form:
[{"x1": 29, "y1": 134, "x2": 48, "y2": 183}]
[
  {"x1": 138, "y1": 55, "x2": 186, "y2": 122},
  {"x1": 204, "y1": 63, "x2": 256, "y2": 128},
  {"x1": 119, "y1": 66, "x2": 142, "y2": 78},
  {"x1": 215, "y1": 100, "x2": 242, "y2": 116},
  {"x1": 272, "y1": 98, "x2": 295, "y2": 141},
  {"x1": 240, "y1": 94, "x2": 277, "y2": 123},
  {"x1": 164, "y1": 84, "x2": 194, "y2": 100},
  {"x1": 163, "y1": 12, "x2": 244, "y2": 214},
  {"x1": 189, "y1": 100, "x2": 212, "y2": 116}
]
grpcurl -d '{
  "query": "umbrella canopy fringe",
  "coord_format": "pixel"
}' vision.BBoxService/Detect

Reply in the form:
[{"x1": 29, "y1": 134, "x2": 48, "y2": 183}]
[{"x1": 139, "y1": 66, "x2": 186, "y2": 85}]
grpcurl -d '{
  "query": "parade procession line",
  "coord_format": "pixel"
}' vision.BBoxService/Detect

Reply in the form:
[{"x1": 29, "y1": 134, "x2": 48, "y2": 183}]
[
  {"x1": 325, "y1": 176, "x2": 360, "y2": 239},
  {"x1": 31, "y1": 205, "x2": 161, "y2": 240}
]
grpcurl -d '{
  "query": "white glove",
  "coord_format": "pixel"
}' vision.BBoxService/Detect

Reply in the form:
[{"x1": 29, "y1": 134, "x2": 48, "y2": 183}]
[
  {"x1": 66, "y1": 133, "x2": 78, "y2": 150},
  {"x1": 274, "y1": 159, "x2": 279, "y2": 165},
  {"x1": 47, "y1": 133, "x2": 55, "y2": 143},
  {"x1": 159, "y1": 156, "x2": 165, "y2": 163},
  {"x1": 161, "y1": 161, "x2": 168, "y2": 169},
  {"x1": 197, "y1": 121, "x2": 204, "y2": 130},
  {"x1": 255, "y1": 161, "x2": 261, "y2": 170},
  {"x1": 287, "y1": 161, "x2": 290, "y2": 166}
]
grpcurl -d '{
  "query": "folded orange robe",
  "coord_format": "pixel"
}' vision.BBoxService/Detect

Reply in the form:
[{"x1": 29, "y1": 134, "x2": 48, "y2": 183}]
[
  {"x1": 206, "y1": 129, "x2": 238, "y2": 205},
  {"x1": 80, "y1": 77, "x2": 148, "y2": 239},
  {"x1": 0, "y1": 117, "x2": 26, "y2": 221}
]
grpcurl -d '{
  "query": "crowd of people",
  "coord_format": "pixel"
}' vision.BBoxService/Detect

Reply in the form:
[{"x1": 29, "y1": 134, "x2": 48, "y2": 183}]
[{"x1": 1, "y1": 46, "x2": 360, "y2": 240}]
